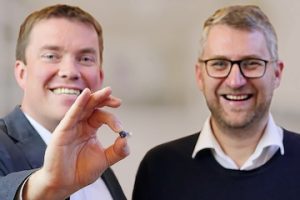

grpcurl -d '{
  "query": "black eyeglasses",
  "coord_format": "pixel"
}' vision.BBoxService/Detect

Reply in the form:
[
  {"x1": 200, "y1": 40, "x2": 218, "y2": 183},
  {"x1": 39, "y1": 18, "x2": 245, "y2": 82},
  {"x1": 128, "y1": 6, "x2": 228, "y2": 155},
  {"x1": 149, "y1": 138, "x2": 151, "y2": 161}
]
[{"x1": 199, "y1": 58, "x2": 274, "y2": 78}]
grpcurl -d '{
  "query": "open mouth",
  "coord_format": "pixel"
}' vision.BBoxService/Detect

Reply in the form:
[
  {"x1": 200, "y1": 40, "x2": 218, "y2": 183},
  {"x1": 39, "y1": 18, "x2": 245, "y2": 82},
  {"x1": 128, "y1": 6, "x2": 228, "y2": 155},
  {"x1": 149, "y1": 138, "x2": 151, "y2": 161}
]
[
  {"x1": 51, "y1": 88, "x2": 82, "y2": 96},
  {"x1": 222, "y1": 94, "x2": 252, "y2": 101}
]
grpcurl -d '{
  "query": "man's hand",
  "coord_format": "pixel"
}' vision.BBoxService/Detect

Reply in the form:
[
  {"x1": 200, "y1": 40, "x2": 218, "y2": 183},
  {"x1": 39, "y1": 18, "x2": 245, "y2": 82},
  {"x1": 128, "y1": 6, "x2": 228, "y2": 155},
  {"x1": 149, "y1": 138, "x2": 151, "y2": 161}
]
[{"x1": 23, "y1": 87, "x2": 130, "y2": 200}]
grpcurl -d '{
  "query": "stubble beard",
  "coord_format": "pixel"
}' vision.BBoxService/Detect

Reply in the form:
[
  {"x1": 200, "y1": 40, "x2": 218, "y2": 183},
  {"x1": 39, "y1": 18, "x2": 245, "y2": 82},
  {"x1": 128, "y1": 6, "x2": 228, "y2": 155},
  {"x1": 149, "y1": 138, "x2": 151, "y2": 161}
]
[{"x1": 207, "y1": 98, "x2": 271, "y2": 138}]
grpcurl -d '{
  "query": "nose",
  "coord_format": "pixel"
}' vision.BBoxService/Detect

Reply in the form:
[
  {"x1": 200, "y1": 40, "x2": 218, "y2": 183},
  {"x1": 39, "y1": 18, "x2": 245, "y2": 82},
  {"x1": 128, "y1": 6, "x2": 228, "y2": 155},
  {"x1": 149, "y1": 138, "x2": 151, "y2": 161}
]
[
  {"x1": 225, "y1": 64, "x2": 247, "y2": 88},
  {"x1": 57, "y1": 60, "x2": 81, "y2": 80}
]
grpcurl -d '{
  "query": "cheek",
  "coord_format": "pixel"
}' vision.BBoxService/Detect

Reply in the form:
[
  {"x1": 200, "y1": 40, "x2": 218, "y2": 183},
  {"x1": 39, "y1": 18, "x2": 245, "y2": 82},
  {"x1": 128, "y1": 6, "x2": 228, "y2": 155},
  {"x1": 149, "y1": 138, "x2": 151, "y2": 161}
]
[
  {"x1": 202, "y1": 75, "x2": 218, "y2": 91},
  {"x1": 27, "y1": 67, "x2": 55, "y2": 85},
  {"x1": 253, "y1": 79, "x2": 274, "y2": 102},
  {"x1": 265, "y1": 82, "x2": 276, "y2": 98},
  {"x1": 82, "y1": 69, "x2": 102, "y2": 90},
  {"x1": 263, "y1": 71, "x2": 278, "y2": 91},
  {"x1": 202, "y1": 79, "x2": 219, "y2": 99}
]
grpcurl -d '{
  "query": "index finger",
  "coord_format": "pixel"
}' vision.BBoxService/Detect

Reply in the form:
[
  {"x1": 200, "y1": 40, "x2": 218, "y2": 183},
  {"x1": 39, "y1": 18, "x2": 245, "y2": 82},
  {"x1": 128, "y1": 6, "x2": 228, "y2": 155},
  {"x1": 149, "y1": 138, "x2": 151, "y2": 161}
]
[{"x1": 56, "y1": 88, "x2": 92, "y2": 131}]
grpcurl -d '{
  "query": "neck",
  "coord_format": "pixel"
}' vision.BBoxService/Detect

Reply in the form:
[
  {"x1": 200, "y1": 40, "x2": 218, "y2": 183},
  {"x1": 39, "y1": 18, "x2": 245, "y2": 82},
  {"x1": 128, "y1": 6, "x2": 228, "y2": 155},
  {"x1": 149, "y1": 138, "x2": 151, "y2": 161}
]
[
  {"x1": 211, "y1": 116, "x2": 269, "y2": 168},
  {"x1": 21, "y1": 107, "x2": 58, "y2": 133}
]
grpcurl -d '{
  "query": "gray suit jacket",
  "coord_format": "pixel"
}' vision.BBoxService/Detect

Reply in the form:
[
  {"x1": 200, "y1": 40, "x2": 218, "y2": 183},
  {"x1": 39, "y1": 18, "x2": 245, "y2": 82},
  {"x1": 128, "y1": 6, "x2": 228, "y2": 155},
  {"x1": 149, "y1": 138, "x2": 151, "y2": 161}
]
[{"x1": 0, "y1": 106, "x2": 126, "y2": 200}]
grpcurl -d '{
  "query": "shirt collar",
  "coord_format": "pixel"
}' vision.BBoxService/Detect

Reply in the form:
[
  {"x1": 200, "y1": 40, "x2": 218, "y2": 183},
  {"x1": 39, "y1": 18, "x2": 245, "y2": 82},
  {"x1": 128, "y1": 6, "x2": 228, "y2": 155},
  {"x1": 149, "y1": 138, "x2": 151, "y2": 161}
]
[
  {"x1": 24, "y1": 113, "x2": 52, "y2": 145},
  {"x1": 192, "y1": 114, "x2": 284, "y2": 159},
  {"x1": 253, "y1": 114, "x2": 284, "y2": 155}
]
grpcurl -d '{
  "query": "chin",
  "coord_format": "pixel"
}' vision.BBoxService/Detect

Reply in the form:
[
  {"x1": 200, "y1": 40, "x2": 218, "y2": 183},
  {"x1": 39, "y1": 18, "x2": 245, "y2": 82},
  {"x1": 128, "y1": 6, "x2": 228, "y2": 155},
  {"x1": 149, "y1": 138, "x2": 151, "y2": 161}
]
[
  {"x1": 55, "y1": 107, "x2": 71, "y2": 119},
  {"x1": 213, "y1": 111, "x2": 252, "y2": 129},
  {"x1": 224, "y1": 114, "x2": 256, "y2": 129}
]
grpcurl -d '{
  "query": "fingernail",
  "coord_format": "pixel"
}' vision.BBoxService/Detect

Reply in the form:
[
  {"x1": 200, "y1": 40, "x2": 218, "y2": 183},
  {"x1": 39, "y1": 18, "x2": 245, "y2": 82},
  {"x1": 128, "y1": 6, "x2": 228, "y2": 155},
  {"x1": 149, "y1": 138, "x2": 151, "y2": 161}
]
[
  {"x1": 115, "y1": 121, "x2": 123, "y2": 133},
  {"x1": 122, "y1": 143, "x2": 130, "y2": 156}
]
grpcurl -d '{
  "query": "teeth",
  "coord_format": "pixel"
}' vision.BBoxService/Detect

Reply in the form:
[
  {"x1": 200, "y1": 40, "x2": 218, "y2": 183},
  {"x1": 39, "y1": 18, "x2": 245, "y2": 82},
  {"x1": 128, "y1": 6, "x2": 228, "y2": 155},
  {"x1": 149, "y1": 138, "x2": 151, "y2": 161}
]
[
  {"x1": 225, "y1": 95, "x2": 249, "y2": 101},
  {"x1": 52, "y1": 88, "x2": 81, "y2": 96}
]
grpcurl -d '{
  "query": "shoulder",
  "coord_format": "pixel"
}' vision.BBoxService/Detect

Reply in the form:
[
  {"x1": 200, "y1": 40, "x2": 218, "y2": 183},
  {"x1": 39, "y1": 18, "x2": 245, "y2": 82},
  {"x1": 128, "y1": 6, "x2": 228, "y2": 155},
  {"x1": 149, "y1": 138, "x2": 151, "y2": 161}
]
[
  {"x1": 281, "y1": 128, "x2": 300, "y2": 157},
  {"x1": 142, "y1": 132, "x2": 200, "y2": 163},
  {"x1": 135, "y1": 132, "x2": 200, "y2": 185},
  {"x1": 283, "y1": 129, "x2": 300, "y2": 142},
  {"x1": 282, "y1": 129, "x2": 300, "y2": 149},
  {"x1": 0, "y1": 106, "x2": 25, "y2": 132},
  {"x1": 0, "y1": 117, "x2": 7, "y2": 133},
  {"x1": 0, "y1": 116, "x2": 11, "y2": 147},
  {"x1": 0, "y1": 107, "x2": 33, "y2": 175},
  {"x1": 0, "y1": 107, "x2": 36, "y2": 142},
  {"x1": 0, "y1": 107, "x2": 23, "y2": 146}
]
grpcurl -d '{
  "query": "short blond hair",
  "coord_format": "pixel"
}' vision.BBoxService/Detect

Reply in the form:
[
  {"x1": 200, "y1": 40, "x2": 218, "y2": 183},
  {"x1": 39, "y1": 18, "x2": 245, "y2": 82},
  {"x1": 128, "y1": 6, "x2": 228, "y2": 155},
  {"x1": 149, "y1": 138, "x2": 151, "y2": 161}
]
[{"x1": 201, "y1": 5, "x2": 278, "y2": 60}]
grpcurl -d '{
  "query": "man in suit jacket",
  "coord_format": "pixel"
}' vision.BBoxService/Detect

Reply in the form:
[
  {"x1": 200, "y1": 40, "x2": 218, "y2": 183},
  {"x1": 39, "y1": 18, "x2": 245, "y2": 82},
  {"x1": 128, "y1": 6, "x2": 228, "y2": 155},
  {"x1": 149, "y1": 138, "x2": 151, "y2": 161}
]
[{"x1": 0, "y1": 4, "x2": 129, "y2": 200}]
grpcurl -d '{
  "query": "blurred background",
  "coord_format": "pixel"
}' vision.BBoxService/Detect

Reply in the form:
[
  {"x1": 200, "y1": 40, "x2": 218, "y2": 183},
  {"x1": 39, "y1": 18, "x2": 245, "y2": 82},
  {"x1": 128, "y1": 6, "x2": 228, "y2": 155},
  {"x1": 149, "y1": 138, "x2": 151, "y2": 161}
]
[{"x1": 1, "y1": 0, "x2": 299, "y2": 198}]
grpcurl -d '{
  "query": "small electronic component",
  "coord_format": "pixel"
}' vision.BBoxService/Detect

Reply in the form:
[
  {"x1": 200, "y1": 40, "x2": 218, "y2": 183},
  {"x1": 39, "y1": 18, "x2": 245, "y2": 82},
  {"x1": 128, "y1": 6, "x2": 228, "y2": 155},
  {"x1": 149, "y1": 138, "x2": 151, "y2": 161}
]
[{"x1": 119, "y1": 130, "x2": 132, "y2": 138}]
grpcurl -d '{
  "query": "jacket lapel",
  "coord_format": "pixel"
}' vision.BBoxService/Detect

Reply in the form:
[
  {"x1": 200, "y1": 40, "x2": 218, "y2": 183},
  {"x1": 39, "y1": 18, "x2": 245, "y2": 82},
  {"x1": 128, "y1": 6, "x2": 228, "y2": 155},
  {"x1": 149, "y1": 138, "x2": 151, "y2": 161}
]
[
  {"x1": 102, "y1": 168, "x2": 127, "y2": 200},
  {"x1": 3, "y1": 106, "x2": 46, "y2": 168}
]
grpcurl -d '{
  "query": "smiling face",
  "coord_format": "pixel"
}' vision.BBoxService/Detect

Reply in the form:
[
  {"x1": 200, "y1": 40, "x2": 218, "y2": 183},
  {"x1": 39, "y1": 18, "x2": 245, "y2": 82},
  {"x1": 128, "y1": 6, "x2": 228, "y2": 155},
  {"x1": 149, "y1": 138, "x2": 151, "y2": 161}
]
[
  {"x1": 15, "y1": 18, "x2": 103, "y2": 131},
  {"x1": 196, "y1": 25, "x2": 283, "y2": 134}
]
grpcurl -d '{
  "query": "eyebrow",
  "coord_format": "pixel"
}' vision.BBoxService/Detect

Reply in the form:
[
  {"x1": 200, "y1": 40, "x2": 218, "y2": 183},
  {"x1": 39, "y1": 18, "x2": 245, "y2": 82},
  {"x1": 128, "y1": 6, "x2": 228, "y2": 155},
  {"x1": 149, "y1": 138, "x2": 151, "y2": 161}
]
[
  {"x1": 39, "y1": 45, "x2": 98, "y2": 55},
  {"x1": 78, "y1": 48, "x2": 97, "y2": 55},
  {"x1": 203, "y1": 54, "x2": 265, "y2": 60},
  {"x1": 39, "y1": 45, "x2": 62, "y2": 52}
]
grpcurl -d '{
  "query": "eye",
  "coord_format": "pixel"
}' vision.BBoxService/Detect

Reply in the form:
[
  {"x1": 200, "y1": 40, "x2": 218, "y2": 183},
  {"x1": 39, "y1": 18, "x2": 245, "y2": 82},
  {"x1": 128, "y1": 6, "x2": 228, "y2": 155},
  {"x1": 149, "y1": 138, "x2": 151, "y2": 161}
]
[
  {"x1": 41, "y1": 53, "x2": 60, "y2": 62},
  {"x1": 208, "y1": 60, "x2": 229, "y2": 70},
  {"x1": 242, "y1": 59, "x2": 265, "y2": 69},
  {"x1": 78, "y1": 55, "x2": 96, "y2": 66}
]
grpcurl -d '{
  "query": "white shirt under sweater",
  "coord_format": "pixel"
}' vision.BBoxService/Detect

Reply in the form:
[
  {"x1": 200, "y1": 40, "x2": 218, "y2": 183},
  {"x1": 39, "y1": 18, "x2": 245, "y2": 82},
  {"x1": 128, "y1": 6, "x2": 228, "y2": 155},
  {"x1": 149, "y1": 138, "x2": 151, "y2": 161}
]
[
  {"x1": 19, "y1": 114, "x2": 113, "y2": 200},
  {"x1": 192, "y1": 114, "x2": 284, "y2": 170}
]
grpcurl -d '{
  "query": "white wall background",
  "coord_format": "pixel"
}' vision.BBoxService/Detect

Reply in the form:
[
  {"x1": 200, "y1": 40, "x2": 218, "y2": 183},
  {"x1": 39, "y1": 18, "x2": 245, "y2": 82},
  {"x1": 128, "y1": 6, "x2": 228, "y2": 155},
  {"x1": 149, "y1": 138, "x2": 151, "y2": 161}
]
[{"x1": 1, "y1": 0, "x2": 299, "y2": 199}]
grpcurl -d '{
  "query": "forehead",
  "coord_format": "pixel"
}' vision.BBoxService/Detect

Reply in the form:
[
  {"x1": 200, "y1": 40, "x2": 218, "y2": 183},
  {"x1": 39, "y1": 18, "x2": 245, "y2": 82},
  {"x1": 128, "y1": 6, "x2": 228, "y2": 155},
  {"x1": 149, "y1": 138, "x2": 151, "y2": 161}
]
[
  {"x1": 28, "y1": 18, "x2": 99, "y2": 51},
  {"x1": 203, "y1": 24, "x2": 270, "y2": 59}
]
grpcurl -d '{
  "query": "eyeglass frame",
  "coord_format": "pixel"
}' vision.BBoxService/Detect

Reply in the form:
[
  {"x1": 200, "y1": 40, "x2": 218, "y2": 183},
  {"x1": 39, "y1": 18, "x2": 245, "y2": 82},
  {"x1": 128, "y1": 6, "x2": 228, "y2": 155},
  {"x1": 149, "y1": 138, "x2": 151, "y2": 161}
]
[{"x1": 198, "y1": 58, "x2": 275, "y2": 79}]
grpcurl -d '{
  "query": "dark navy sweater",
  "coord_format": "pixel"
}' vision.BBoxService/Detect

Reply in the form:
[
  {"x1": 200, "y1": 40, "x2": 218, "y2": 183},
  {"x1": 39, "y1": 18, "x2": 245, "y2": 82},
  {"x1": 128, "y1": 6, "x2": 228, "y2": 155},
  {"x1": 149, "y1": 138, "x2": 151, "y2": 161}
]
[{"x1": 133, "y1": 129, "x2": 300, "y2": 200}]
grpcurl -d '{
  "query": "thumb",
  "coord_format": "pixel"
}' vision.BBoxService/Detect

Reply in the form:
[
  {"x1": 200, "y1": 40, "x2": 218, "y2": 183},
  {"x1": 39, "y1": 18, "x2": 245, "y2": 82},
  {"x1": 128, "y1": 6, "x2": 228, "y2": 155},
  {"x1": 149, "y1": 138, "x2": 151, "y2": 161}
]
[{"x1": 105, "y1": 137, "x2": 130, "y2": 166}]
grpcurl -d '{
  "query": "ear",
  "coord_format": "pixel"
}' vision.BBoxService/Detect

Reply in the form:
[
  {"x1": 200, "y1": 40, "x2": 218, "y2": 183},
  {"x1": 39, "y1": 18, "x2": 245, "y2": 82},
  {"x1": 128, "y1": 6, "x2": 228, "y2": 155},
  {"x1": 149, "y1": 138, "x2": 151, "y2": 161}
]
[
  {"x1": 195, "y1": 62, "x2": 204, "y2": 91},
  {"x1": 15, "y1": 60, "x2": 27, "y2": 90},
  {"x1": 273, "y1": 60, "x2": 284, "y2": 89}
]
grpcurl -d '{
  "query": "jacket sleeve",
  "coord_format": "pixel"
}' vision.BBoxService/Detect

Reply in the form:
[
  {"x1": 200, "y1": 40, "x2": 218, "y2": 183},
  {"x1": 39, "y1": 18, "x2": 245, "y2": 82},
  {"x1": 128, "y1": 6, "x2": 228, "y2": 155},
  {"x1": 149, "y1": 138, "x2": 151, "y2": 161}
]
[{"x1": 0, "y1": 169, "x2": 36, "y2": 200}]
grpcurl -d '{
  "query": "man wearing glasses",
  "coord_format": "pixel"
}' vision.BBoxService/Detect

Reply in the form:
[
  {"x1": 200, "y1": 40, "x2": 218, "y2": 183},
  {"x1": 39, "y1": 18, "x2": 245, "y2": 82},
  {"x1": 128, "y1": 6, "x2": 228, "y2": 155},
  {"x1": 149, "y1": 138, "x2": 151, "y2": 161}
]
[{"x1": 133, "y1": 5, "x2": 300, "y2": 200}]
